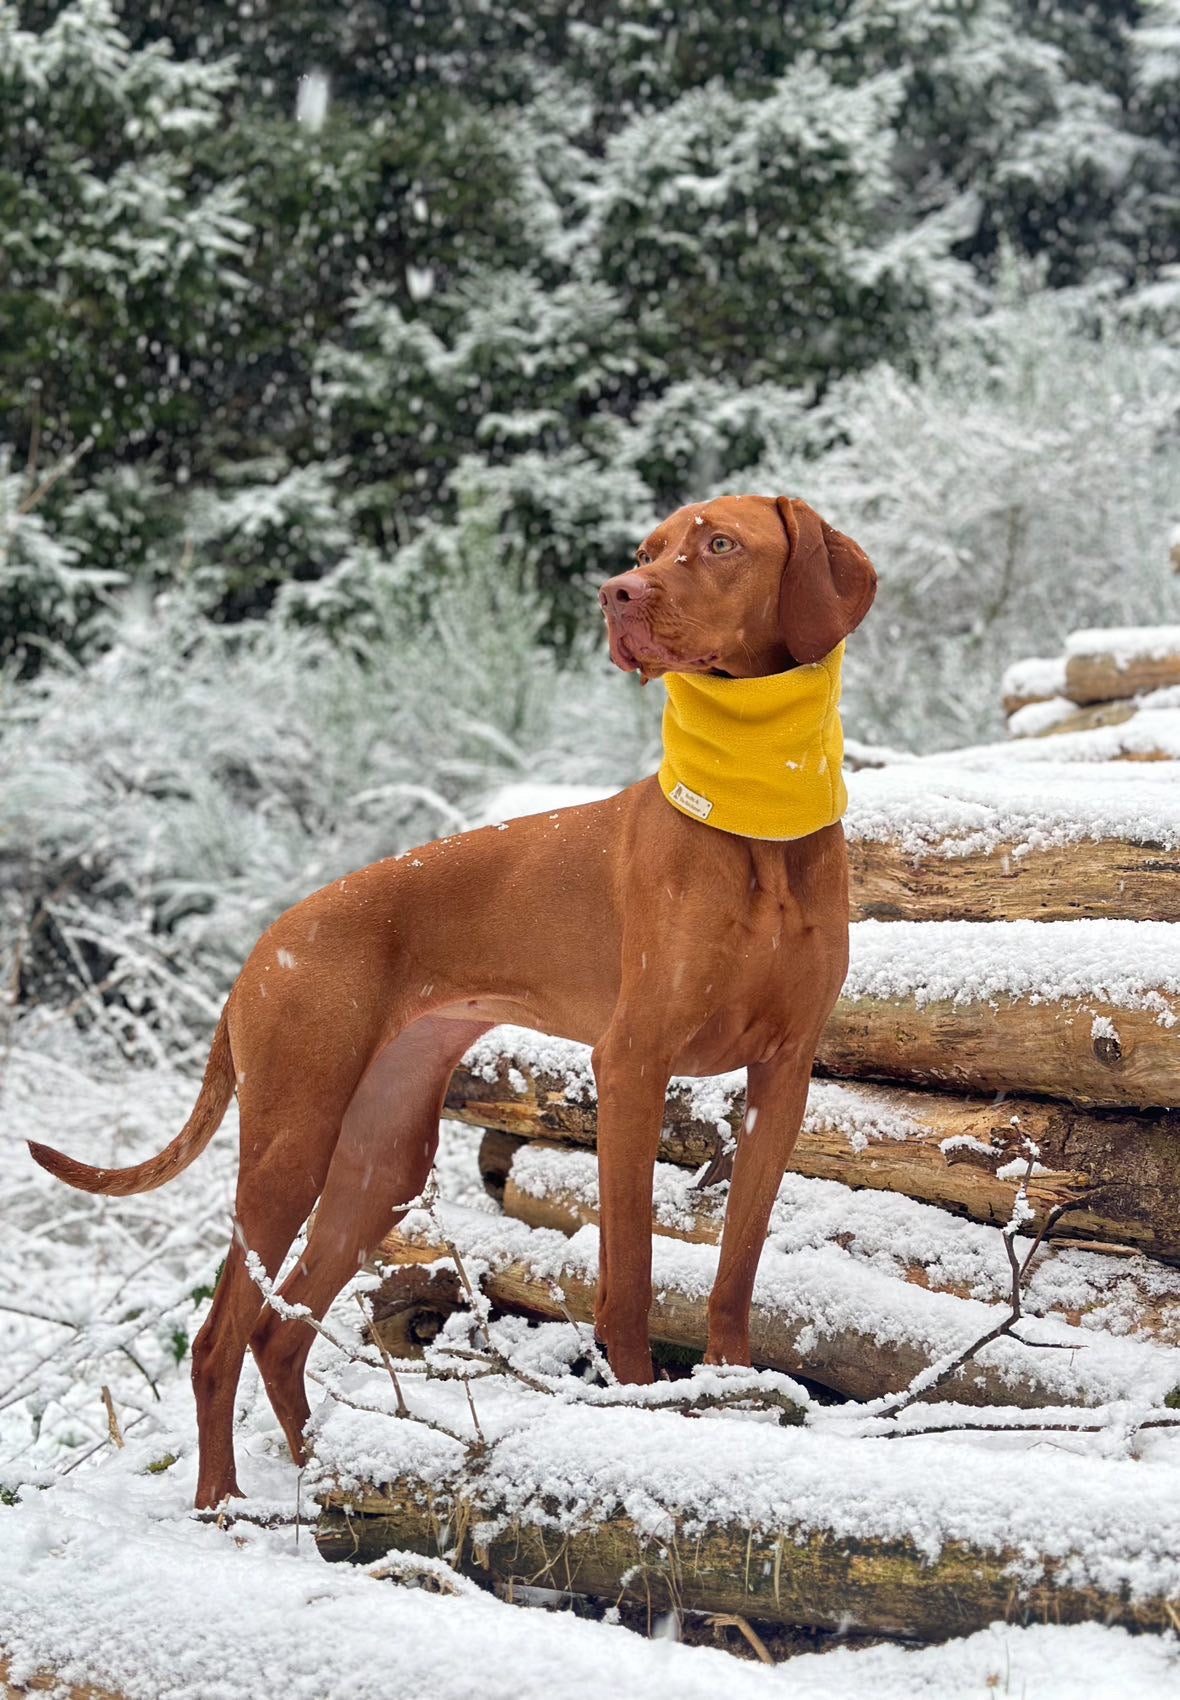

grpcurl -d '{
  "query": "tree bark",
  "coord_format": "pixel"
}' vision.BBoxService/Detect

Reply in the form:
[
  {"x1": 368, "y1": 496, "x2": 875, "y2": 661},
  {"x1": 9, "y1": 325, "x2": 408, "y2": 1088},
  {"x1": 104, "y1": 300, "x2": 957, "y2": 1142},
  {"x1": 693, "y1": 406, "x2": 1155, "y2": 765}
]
[
  {"x1": 1016, "y1": 700, "x2": 1137, "y2": 738},
  {"x1": 817, "y1": 994, "x2": 1180, "y2": 1110},
  {"x1": 1065, "y1": 647, "x2": 1180, "y2": 705},
  {"x1": 315, "y1": 1478, "x2": 1180, "y2": 1640},
  {"x1": 848, "y1": 834, "x2": 1180, "y2": 923},
  {"x1": 0, "y1": 1659, "x2": 123, "y2": 1700}
]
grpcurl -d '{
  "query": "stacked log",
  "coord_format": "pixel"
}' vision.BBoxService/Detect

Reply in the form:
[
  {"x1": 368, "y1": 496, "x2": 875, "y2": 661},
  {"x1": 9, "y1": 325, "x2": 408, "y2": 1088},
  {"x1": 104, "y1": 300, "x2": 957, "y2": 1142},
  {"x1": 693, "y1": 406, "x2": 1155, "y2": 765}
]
[
  {"x1": 1001, "y1": 625, "x2": 1180, "y2": 754},
  {"x1": 316, "y1": 625, "x2": 1180, "y2": 1644},
  {"x1": 844, "y1": 762, "x2": 1180, "y2": 923},
  {"x1": 453, "y1": 1061, "x2": 1180, "y2": 1260},
  {"x1": 370, "y1": 1187, "x2": 1180, "y2": 1407}
]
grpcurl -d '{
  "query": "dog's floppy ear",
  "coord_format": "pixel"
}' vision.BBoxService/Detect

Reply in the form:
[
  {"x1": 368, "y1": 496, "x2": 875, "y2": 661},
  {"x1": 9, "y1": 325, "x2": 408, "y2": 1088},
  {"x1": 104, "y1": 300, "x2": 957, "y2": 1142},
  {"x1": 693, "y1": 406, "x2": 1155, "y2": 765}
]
[{"x1": 774, "y1": 497, "x2": 877, "y2": 665}]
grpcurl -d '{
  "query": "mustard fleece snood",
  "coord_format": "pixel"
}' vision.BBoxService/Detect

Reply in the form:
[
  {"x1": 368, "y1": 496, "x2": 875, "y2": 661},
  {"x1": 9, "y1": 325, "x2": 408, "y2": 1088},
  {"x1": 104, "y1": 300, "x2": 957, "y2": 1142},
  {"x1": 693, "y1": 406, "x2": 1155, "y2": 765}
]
[{"x1": 657, "y1": 643, "x2": 846, "y2": 840}]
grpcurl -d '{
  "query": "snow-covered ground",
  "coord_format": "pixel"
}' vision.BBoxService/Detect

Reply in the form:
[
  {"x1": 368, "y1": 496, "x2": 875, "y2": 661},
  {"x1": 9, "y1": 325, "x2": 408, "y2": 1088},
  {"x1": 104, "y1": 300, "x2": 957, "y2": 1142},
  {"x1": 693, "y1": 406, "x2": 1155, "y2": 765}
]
[{"x1": 3, "y1": 1015, "x2": 1179, "y2": 1698}]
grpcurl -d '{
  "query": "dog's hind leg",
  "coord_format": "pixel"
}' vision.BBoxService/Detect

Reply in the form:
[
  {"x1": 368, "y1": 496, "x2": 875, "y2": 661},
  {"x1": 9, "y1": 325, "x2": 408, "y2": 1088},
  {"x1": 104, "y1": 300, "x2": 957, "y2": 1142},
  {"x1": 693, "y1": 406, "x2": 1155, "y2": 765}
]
[
  {"x1": 190, "y1": 1090, "x2": 344, "y2": 1510},
  {"x1": 249, "y1": 1013, "x2": 490, "y2": 1467}
]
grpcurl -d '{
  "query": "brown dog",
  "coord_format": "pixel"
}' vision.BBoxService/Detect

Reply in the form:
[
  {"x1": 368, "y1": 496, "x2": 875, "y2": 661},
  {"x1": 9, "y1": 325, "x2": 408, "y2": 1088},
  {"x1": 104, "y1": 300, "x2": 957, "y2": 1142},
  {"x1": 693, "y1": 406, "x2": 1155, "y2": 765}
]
[{"x1": 30, "y1": 494, "x2": 875, "y2": 1509}]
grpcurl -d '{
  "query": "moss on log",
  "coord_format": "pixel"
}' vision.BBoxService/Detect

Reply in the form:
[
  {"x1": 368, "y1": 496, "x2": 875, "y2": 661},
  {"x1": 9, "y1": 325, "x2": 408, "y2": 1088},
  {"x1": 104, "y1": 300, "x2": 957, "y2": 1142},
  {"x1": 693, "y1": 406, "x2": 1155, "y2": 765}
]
[{"x1": 315, "y1": 1479, "x2": 1179, "y2": 1640}]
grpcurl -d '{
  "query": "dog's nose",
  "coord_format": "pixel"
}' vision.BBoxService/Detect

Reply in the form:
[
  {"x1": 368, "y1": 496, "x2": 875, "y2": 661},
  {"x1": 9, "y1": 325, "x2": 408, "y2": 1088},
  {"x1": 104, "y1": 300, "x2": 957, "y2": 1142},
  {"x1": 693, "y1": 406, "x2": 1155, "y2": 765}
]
[{"x1": 598, "y1": 571, "x2": 653, "y2": 612}]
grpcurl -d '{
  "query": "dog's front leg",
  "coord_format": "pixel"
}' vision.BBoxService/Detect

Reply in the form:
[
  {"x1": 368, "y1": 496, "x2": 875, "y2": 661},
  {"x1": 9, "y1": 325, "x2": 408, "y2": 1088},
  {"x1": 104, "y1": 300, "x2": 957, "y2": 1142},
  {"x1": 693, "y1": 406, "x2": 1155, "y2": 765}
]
[
  {"x1": 591, "y1": 1024, "x2": 673, "y2": 1385},
  {"x1": 705, "y1": 1046, "x2": 813, "y2": 1368}
]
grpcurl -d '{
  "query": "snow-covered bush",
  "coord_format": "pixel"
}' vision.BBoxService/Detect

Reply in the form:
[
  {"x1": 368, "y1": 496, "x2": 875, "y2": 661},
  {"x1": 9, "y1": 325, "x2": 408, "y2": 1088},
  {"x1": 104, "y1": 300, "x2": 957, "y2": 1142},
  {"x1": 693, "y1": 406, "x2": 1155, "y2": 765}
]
[
  {"x1": 753, "y1": 282, "x2": 1180, "y2": 748},
  {"x1": 0, "y1": 523, "x2": 660, "y2": 1061}
]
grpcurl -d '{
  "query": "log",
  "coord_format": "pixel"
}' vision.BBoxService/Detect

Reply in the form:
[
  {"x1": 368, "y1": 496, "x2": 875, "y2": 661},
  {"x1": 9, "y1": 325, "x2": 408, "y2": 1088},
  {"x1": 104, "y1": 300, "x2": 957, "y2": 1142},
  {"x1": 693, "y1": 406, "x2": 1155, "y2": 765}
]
[
  {"x1": 499, "y1": 1141, "x2": 1180, "y2": 1342},
  {"x1": 1017, "y1": 700, "x2": 1137, "y2": 739},
  {"x1": 372, "y1": 1208, "x2": 1180, "y2": 1409},
  {"x1": 1065, "y1": 630, "x2": 1180, "y2": 705},
  {"x1": 818, "y1": 993, "x2": 1178, "y2": 1110},
  {"x1": 314, "y1": 1457, "x2": 1180, "y2": 1640},
  {"x1": 367, "y1": 1255, "x2": 707, "y2": 1375},
  {"x1": 828, "y1": 919, "x2": 1180, "y2": 1109},
  {"x1": 951, "y1": 711, "x2": 1180, "y2": 765},
  {"x1": 451, "y1": 1054, "x2": 1180, "y2": 1260},
  {"x1": 366, "y1": 1263, "x2": 463, "y2": 1357},
  {"x1": 450, "y1": 1051, "x2": 719, "y2": 1170},
  {"x1": 1000, "y1": 655, "x2": 1066, "y2": 716},
  {"x1": 848, "y1": 834, "x2": 1180, "y2": 923},
  {"x1": 844, "y1": 763, "x2": 1180, "y2": 921},
  {"x1": 0, "y1": 1661, "x2": 122, "y2": 1700}
]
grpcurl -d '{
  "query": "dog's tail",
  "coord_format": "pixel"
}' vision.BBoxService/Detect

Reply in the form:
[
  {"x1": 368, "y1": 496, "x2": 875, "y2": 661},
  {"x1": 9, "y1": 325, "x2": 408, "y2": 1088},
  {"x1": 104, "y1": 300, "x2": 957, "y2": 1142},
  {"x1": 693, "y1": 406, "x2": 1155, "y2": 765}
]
[{"x1": 28, "y1": 1008, "x2": 236, "y2": 1197}]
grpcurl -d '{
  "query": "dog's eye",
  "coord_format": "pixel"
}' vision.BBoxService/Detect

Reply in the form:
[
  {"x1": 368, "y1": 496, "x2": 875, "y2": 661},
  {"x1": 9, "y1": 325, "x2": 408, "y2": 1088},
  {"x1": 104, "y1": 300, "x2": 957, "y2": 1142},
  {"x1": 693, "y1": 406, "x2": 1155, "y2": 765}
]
[
  {"x1": 710, "y1": 535, "x2": 737, "y2": 554},
  {"x1": 635, "y1": 549, "x2": 652, "y2": 567}
]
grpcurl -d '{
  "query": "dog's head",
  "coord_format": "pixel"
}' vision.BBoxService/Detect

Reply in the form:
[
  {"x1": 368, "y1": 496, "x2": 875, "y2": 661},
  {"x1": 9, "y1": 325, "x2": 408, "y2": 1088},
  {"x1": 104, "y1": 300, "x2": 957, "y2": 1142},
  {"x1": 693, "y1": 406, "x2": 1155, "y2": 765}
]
[{"x1": 599, "y1": 494, "x2": 876, "y2": 681}]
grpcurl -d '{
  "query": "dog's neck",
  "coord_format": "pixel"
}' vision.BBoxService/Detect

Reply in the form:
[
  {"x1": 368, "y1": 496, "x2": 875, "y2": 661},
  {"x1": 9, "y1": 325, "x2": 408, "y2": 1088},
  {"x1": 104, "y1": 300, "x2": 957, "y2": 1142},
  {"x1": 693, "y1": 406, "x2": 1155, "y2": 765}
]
[{"x1": 656, "y1": 643, "x2": 846, "y2": 840}]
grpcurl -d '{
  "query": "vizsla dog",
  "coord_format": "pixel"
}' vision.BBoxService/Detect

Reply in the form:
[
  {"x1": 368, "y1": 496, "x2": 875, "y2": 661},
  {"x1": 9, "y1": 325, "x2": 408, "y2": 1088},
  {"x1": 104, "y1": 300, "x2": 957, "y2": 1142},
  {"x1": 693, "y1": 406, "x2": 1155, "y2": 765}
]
[{"x1": 30, "y1": 494, "x2": 875, "y2": 1508}]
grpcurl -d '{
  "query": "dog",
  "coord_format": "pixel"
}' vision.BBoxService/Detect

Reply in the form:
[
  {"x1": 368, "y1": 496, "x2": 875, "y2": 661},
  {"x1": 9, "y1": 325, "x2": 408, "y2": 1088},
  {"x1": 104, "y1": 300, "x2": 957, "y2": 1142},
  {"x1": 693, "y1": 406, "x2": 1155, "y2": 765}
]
[{"x1": 30, "y1": 493, "x2": 875, "y2": 1508}]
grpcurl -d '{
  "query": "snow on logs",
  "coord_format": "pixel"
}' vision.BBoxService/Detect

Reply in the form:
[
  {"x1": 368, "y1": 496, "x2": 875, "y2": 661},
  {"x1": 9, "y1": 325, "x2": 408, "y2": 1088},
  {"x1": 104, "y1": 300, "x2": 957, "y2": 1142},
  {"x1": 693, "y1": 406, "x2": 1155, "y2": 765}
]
[
  {"x1": 372, "y1": 1202, "x2": 1180, "y2": 1412},
  {"x1": 822, "y1": 919, "x2": 1180, "y2": 1109},
  {"x1": 1064, "y1": 626, "x2": 1180, "y2": 705},
  {"x1": 311, "y1": 1354, "x2": 1180, "y2": 1638},
  {"x1": 845, "y1": 762, "x2": 1180, "y2": 922},
  {"x1": 1000, "y1": 654, "x2": 1066, "y2": 716},
  {"x1": 496, "y1": 1144, "x2": 1180, "y2": 1339},
  {"x1": 449, "y1": 1039, "x2": 1180, "y2": 1259},
  {"x1": 1001, "y1": 627, "x2": 1180, "y2": 751}
]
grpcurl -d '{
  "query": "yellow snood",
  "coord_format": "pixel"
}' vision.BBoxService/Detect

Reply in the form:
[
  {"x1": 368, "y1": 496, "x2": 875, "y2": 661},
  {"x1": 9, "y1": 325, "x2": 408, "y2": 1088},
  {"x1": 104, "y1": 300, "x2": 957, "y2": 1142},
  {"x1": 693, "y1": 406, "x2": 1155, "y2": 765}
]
[{"x1": 657, "y1": 643, "x2": 846, "y2": 840}]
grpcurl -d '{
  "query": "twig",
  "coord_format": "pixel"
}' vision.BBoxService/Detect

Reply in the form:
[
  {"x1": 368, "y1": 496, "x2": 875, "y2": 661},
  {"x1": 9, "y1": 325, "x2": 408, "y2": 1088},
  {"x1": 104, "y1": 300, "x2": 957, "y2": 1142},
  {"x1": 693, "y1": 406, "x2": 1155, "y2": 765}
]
[
  {"x1": 708, "y1": 1612, "x2": 774, "y2": 1665},
  {"x1": 437, "y1": 1343, "x2": 557, "y2": 1399},
  {"x1": 367, "y1": 1550, "x2": 482, "y2": 1596},
  {"x1": 17, "y1": 433, "x2": 95, "y2": 517},
  {"x1": 243, "y1": 1249, "x2": 369, "y2": 1362},
  {"x1": 871, "y1": 1153, "x2": 1081, "y2": 1420},
  {"x1": 192, "y1": 1507, "x2": 297, "y2": 1530},
  {"x1": 434, "y1": 1225, "x2": 494, "y2": 1351},
  {"x1": 241, "y1": 1244, "x2": 478, "y2": 1448},
  {"x1": 59, "y1": 1413, "x2": 148, "y2": 1476},
  {"x1": 355, "y1": 1292, "x2": 410, "y2": 1419},
  {"x1": 306, "y1": 1367, "x2": 470, "y2": 1446},
  {"x1": 870, "y1": 1412, "x2": 1180, "y2": 1441},
  {"x1": 100, "y1": 1385, "x2": 125, "y2": 1449}
]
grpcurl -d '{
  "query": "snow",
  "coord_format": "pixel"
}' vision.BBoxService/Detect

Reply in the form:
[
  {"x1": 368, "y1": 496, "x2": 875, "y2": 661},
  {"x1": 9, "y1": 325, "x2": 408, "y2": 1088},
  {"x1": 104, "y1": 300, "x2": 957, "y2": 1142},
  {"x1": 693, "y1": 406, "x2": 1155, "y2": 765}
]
[
  {"x1": 1005, "y1": 693, "x2": 1079, "y2": 736},
  {"x1": 844, "y1": 918, "x2": 1180, "y2": 1017},
  {"x1": 1000, "y1": 654, "x2": 1067, "y2": 701},
  {"x1": 4, "y1": 1027, "x2": 1180, "y2": 1696},
  {"x1": 0, "y1": 1450, "x2": 787, "y2": 1700},
  {"x1": 846, "y1": 759, "x2": 1180, "y2": 855},
  {"x1": 508, "y1": 1141, "x2": 1180, "y2": 1346},
  {"x1": 933, "y1": 711, "x2": 1180, "y2": 765},
  {"x1": 1065, "y1": 625, "x2": 1180, "y2": 665},
  {"x1": 308, "y1": 1375, "x2": 1180, "y2": 1604},
  {"x1": 8, "y1": 682, "x2": 1180, "y2": 1694},
  {"x1": 3, "y1": 1446, "x2": 1177, "y2": 1700},
  {"x1": 388, "y1": 1198, "x2": 1180, "y2": 1412},
  {"x1": 295, "y1": 70, "x2": 329, "y2": 133}
]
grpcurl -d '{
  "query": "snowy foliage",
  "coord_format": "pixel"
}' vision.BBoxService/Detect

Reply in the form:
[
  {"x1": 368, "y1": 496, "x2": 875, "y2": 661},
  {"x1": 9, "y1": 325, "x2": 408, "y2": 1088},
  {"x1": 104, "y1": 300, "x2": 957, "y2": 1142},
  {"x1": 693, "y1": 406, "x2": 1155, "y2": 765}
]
[
  {"x1": 0, "y1": 534, "x2": 661, "y2": 1059},
  {"x1": 756, "y1": 281, "x2": 1180, "y2": 747}
]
